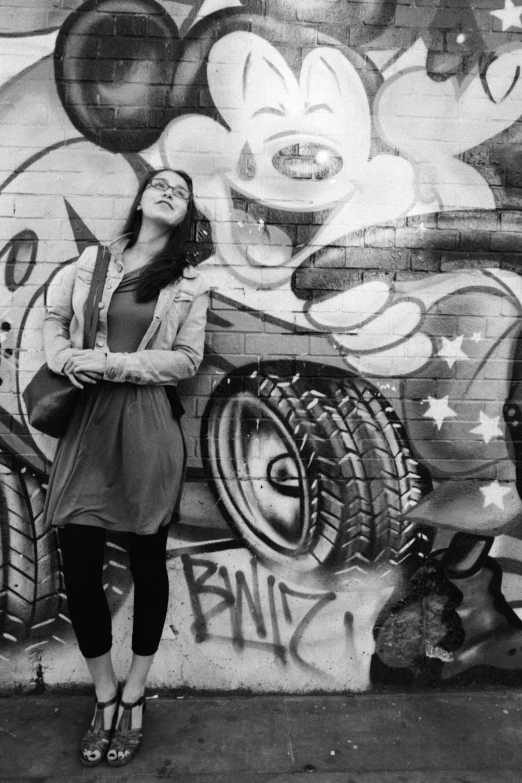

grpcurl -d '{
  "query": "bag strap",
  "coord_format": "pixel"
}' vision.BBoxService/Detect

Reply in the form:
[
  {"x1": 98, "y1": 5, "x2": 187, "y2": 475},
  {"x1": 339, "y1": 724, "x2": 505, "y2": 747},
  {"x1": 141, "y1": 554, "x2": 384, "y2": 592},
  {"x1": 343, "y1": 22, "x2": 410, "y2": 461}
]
[{"x1": 83, "y1": 245, "x2": 111, "y2": 349}]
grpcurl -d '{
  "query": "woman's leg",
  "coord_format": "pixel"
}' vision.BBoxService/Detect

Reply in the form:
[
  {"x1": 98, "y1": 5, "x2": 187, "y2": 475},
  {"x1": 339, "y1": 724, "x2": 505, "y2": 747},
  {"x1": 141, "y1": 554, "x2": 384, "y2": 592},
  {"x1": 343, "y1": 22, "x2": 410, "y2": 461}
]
[
  {"x1": 84, "y1": 651, "x2": 119, "y2": 703},
  {"x1": 58, "y1": 524, "x2": 114, "y2": 662},
  {"x1": 117, "y1": 525, "x2": 170, "y2": 725},
  {"x1": 58, "y1": 525, "x2": 119, "y2": 714},
  {"x1": 59, "y1": 524, "x2": 120, "y2": 763}
]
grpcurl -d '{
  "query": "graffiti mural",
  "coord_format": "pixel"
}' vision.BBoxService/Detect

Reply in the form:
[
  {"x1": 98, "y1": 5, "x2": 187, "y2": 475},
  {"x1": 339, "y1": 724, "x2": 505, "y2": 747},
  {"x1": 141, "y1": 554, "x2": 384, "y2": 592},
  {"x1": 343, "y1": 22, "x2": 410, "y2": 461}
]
[{"x1": 3, "y1": 0, "x2": 522, "y2": 692}]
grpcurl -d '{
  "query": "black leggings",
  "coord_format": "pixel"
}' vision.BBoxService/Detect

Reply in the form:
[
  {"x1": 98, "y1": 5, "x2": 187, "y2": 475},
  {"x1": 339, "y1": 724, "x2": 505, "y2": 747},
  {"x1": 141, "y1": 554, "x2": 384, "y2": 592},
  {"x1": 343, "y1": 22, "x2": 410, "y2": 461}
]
[{"x1": 58, "y1": 524, "x2": 169, "y2": 659}]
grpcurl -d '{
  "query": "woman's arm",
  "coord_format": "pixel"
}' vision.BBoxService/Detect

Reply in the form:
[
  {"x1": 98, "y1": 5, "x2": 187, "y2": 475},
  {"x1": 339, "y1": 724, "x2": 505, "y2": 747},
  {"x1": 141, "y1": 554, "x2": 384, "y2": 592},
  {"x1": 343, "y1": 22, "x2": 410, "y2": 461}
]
[
  {"x1": 43, "y1": 253, "x2": 100, "y2": 387},
  {"x1": 102, "y1": 288, "x2": 209, "y2": 385},
  {"x1": 42, "y1": 261, "x2": 78, "y2": 374}
]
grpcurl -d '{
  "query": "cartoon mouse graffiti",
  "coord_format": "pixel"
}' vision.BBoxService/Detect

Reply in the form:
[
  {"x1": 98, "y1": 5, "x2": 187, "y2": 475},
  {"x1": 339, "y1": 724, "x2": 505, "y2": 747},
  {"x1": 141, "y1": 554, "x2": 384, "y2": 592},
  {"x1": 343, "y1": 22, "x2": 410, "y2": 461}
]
[
  {"x1": 147, "y1": 32, "x2": 415, "y2": 290},
  {"x1": 143, "y1": 25, "x2": 522, "y2": 292}
]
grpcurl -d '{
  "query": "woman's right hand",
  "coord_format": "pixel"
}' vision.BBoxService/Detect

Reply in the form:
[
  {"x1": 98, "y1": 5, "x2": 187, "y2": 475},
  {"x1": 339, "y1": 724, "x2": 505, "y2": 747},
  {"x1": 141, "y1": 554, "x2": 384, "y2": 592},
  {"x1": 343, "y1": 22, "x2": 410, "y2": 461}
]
[
  {"x1": 63, "y1": 370, "x2": 99, "y2": 389},
  {"x1": 63, "y1": 357, "x2": 100, "y2": 389}
]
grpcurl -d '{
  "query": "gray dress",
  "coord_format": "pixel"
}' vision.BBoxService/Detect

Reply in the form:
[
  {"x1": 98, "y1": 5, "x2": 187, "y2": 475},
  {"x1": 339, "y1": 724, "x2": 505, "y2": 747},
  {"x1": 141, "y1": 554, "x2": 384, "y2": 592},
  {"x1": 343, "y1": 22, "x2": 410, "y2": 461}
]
[{"x1": 44, "y1": 267, "x2": 185, "y2": 535}]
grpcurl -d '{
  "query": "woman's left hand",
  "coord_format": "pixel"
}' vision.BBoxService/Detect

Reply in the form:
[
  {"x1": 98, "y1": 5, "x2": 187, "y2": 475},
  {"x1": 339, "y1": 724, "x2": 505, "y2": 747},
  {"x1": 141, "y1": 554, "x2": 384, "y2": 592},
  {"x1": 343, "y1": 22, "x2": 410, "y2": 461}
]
[{"x1": 66, "y1": 349, "x2": 107, "y2": 377}]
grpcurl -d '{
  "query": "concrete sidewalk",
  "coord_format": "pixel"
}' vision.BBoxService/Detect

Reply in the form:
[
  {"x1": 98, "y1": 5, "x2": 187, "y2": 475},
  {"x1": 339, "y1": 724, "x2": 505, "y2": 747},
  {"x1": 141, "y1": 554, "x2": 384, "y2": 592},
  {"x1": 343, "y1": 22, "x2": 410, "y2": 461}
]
[{"x1": 1, "y1": 690, "x2": 522, "y2": 781}]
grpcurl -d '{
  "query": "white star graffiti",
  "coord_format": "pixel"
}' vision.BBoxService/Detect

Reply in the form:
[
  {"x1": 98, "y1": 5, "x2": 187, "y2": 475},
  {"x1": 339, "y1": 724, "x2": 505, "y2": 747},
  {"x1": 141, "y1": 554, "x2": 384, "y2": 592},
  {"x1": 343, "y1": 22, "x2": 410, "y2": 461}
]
[
  {"x1": 491, "y1": 0, "x2": 522, "y2": 31},
  {"x1": 437, "y1": 335, "x2": 469, "y2": 368},
  {"x1": 422, "y1": 395, "x2": 458, "y2": 430},
  {"x1": 480, "y1": 481, "x2": 512, "y2": 510},
  {"x1": 470, "y1": 411, "x2": 503, "y2": 444},
  {"x1": 470, "y1": 332, "x2": 483, "y2": 343}
]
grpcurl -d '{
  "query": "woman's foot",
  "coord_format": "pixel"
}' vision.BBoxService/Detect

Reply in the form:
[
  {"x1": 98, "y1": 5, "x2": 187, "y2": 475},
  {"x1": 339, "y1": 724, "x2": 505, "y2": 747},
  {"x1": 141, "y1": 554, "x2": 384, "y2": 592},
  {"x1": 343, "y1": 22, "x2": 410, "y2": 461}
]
[
  {"x1": 79, "y1": 682, "x2": 120, "y2": 767},
  {"x1": 106, "y1": 690, "x2": 146, "y2": 767}
]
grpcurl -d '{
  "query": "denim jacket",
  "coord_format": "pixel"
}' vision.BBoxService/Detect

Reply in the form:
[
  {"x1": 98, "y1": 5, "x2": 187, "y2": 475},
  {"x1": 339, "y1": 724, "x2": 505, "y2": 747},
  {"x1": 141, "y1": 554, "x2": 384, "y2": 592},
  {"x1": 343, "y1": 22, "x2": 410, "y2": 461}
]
[{"x1": 43, "y1": 238, "x2": 210, "y2": 386}]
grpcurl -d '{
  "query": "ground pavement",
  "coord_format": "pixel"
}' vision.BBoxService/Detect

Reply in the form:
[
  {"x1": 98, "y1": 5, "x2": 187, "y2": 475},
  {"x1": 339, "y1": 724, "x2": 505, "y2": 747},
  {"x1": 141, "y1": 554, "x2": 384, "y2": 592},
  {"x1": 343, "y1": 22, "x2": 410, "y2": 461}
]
[{"x1": 1, "y1": 690, "x2": 522, "y2": 781}]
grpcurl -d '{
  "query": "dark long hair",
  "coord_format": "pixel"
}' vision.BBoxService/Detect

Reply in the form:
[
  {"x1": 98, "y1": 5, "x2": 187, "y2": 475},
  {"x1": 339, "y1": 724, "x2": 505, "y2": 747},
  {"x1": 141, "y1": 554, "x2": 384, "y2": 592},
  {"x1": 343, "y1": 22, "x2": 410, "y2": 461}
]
[{"x1": 122, "y1": 168, "x2": 195, "y2": 303}]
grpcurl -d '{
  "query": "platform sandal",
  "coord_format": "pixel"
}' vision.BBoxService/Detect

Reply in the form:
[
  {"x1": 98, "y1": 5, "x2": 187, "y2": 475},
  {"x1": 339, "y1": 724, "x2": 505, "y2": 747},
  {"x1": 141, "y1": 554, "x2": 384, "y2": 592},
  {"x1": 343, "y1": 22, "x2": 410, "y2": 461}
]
[
  {"x1": 79, "y1": 684, "x2": 121, "y2": 767},
  {"x1": 106, "y1": 694, "x2": 146, "y2": 767}
]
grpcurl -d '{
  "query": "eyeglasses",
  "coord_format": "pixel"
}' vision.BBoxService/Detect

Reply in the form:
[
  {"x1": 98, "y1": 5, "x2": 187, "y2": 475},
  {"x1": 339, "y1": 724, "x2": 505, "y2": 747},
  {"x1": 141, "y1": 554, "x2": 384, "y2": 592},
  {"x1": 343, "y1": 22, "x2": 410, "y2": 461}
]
[{"x1": 146, "y1": 178, "x2": 191, "y2": 201}]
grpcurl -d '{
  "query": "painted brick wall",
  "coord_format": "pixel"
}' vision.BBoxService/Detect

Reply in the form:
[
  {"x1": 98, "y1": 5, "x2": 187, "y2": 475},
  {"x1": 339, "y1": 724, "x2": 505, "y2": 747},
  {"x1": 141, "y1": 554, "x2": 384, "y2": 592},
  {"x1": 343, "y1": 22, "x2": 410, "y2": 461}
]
[{"x1": 2, "y1": 0, "x2": 522, "y2": 692}]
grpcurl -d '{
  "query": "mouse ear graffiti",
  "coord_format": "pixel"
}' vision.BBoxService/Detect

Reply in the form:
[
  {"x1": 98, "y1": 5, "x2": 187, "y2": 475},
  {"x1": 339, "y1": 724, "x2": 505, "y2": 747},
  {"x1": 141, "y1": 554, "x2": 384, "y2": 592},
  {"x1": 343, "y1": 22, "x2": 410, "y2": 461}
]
[
  {"x1": 4, "y1": 0, "x2": 522, "y2": 693},
  {"x1": 54, "y1": 0, "x2": 182, "y2": 151}
]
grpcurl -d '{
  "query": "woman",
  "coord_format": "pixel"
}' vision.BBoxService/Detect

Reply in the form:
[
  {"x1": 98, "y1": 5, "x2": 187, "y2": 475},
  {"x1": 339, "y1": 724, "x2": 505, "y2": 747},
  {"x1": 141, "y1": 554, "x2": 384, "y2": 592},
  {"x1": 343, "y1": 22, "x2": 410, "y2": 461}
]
[{"x1": 42, "y1": 169, "x2": 209, "y2": 767}]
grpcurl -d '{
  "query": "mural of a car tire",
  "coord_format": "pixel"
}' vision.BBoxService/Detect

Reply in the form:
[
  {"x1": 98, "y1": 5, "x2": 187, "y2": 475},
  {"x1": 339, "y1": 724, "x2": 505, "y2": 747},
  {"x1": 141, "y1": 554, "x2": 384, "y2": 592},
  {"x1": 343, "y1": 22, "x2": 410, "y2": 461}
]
[
  {"x1": 0, "y1": 462, "x2": 69, "y2": 649},
  {"x1": 202, "y1": 363, "x2": 433, "y2": 575},
  {"x1": 0, "y1": 461, "x2": 132, "y2": 653}
]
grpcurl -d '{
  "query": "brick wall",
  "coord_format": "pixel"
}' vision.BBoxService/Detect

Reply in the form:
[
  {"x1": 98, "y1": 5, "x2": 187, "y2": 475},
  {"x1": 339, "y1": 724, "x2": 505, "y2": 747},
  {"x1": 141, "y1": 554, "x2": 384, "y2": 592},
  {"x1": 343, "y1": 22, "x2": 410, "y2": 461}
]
[{"x1": 2, "y1": 0, "x2": 522, "y2": 693}]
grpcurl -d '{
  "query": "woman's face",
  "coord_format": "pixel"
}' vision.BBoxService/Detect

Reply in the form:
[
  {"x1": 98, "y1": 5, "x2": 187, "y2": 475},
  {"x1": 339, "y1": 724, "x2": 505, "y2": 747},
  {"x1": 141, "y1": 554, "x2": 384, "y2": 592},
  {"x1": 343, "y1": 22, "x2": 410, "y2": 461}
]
[{"x1": 139, "y1": 170, "x2": 191, "y2": 229}]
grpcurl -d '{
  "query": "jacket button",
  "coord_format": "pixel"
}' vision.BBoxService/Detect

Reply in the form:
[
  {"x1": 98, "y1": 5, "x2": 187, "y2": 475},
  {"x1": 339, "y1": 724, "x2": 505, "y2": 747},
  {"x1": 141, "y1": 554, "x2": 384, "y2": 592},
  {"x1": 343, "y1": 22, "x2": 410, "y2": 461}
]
[
  {"x1": 98, "y1": 302, "x2": 104, "y2": 309},
  {"x1": 96, "y1": 339, "x2": 105, "y2": 347}
]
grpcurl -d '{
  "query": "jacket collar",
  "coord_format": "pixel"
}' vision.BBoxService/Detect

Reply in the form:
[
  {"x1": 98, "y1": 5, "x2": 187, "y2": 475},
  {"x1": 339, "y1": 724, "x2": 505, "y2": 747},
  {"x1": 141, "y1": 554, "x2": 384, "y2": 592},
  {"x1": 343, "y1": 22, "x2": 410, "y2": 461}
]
[
  {"x1": 103, "y1": 236, "x2": 198, "y2": 278},
  {"x1": 103, "y1": 234, "x2": 130, "y2": 256}
]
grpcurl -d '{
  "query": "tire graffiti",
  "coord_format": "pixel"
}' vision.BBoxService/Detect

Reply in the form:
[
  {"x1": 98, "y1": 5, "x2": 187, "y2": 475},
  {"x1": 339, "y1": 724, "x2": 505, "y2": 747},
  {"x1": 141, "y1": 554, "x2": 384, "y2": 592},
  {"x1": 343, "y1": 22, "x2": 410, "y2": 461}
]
[
  {"x1": 0, "y1": 462, "x2": 69, "y2": 651},
  {"x1": 0, "y1": 460, "x2": 133, "y2": 654},
  {"x1": 202, "y1": 363, "x2": 433, "y2": 576}
]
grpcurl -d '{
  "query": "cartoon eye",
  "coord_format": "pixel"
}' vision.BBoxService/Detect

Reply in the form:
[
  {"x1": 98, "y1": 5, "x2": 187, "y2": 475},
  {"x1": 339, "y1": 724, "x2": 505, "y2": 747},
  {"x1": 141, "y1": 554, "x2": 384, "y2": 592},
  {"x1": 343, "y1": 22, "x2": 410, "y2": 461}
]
[
  {"x1": 1, "y1": 230, "x2": 37, "y2": 292},
  {"x1": 305, "y1": 104, "x2": 334, "y2": 115},
  {"x1": 252, "y1": 106, "x2": 286, "y2": 118}
]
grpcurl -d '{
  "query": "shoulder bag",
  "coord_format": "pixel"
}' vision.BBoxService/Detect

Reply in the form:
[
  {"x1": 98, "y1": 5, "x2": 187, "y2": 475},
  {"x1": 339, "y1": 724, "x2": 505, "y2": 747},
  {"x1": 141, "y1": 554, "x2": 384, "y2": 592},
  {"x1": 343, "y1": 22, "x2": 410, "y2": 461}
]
[{"x1": 23, "y1": 245, "x2": 110, "y2": 438}]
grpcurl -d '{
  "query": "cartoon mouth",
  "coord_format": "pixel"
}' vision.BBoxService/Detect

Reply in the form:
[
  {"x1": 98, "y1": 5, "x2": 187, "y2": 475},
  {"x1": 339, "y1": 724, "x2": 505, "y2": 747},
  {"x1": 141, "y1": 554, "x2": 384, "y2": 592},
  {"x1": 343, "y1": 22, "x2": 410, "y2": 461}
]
[
  {"x1": 272, "y1": 143, "x2": 343, "y2": 180},
  {"x1": 229, "y1": 186, "x2": 338, "y2": 274}
]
